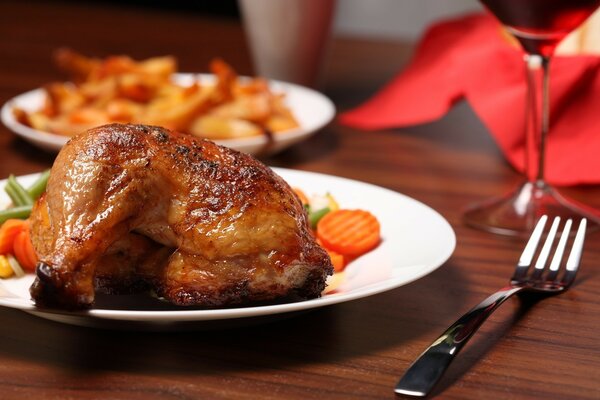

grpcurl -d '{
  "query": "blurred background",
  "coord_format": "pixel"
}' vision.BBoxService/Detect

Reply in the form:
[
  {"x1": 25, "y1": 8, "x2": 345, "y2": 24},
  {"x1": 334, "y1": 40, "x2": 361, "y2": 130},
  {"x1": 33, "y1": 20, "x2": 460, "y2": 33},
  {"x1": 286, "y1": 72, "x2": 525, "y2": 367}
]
[
  {"x1": 97, "y1": 0, "x2": 481, "y2": 40},
  {"x1": 0, "y1": 0, "x2": 488, "y2": 172},
  {"x1": 335, "y1": 0, "x2": 479, "y2": 39},
  {"x1": 0, "y1": 0, "x2": 483, "y2": 101}
]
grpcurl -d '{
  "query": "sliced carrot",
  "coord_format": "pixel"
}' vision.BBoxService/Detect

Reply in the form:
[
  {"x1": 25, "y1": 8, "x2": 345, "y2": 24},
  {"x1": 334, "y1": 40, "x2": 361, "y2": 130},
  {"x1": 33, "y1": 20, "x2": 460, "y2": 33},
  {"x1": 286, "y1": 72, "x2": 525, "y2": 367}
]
[
  {"x1": 0, "y1": 219, "x2": 27, "y2": 255},
  {"x1": 317, "y1": 209, "x2": 381, "y2": 257},
  {"x1": 293, "y1": 187, "x2": 309, "y2": 206},
  {"x1": 326, "y1": 249, "x2": 346, "y2": 273},
  {"x1": 13, "y1": 226, "x2": 37, "y2": 272}
]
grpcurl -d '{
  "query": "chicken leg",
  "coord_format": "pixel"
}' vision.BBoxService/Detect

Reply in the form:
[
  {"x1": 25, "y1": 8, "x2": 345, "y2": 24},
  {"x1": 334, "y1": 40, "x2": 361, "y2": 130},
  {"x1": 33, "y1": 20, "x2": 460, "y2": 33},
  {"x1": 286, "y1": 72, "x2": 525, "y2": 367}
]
[{"x1": 30, "y1": 124, "x2": 332, "y2": 308}]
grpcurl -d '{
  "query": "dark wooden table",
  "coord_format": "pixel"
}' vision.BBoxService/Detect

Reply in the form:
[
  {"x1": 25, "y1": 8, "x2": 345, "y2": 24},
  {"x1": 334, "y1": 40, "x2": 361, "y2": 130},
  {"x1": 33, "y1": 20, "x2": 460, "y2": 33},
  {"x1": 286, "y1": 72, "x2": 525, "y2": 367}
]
[{"x1": 1, "y1": 1, "x2": 599, "y2": 399}]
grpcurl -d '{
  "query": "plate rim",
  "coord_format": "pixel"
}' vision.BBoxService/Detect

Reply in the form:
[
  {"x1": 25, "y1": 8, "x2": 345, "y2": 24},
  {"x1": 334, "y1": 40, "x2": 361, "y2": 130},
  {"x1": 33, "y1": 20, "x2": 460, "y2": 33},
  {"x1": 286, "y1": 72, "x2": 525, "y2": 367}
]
[
  {"x1": 0, "y1": 169, "x2": 456, "y2": 322},
  {"x1": 0, "y1": 73, "x2": 336, "y2": 153}
]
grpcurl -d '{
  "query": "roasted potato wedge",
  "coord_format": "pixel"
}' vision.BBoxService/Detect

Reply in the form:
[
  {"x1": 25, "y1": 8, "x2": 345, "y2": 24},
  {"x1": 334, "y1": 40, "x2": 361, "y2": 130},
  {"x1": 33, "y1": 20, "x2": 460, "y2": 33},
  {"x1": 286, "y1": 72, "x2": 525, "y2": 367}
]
[{"x1": 14, "y1": 49, "x2": 299, "y2": 140}]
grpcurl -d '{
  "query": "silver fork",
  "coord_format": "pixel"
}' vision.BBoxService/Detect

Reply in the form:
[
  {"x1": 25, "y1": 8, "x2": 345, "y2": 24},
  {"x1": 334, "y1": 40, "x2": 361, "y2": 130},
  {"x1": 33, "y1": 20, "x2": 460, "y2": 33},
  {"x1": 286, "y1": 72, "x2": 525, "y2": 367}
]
[{"x1": 395, "y1": 215, "x2": 587, "y2": 397}]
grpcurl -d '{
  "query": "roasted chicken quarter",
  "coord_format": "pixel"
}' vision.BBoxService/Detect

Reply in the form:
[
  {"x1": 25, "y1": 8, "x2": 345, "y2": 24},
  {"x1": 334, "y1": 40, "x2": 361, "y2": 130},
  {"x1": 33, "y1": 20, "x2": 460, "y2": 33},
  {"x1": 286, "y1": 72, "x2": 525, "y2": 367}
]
[{"x1": 29, "y1": 123, "x2": 332, "y2": 309}]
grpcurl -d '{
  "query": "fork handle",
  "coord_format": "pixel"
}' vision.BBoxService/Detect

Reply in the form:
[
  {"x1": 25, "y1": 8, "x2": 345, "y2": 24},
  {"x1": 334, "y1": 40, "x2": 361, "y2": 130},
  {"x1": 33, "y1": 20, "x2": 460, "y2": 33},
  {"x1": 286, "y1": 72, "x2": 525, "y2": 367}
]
[{"x1": 395, "y1": 285, "x2": 523, "y2": 397}]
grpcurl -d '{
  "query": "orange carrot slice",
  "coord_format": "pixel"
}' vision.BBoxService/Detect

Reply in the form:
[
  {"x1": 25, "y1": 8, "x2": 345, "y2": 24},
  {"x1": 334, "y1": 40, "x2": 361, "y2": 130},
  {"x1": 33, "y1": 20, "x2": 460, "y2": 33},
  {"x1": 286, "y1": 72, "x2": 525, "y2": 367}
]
[
  {"x1": 13, "y1": 225, "x2": 37, "y2": 272},
  {"x1": 0, "y1": 219, "x2": 27, "y2": 255},
  {"x1": 293, "y1": 187, "x2": 309, "y2": 206},
  {"x1": 326, "y1": 249, "x2": 346, "y2": 273},
  {"x1": 317, "y1": 209, "x2": 381, "y2": 257}
]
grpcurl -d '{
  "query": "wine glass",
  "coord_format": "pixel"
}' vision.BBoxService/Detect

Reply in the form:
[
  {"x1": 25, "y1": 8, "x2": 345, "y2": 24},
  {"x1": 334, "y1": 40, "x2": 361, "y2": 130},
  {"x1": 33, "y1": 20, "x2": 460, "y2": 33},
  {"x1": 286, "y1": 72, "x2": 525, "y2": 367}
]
[{"x1": 464, "y1": 0, "x2": 600, "y2": 236}]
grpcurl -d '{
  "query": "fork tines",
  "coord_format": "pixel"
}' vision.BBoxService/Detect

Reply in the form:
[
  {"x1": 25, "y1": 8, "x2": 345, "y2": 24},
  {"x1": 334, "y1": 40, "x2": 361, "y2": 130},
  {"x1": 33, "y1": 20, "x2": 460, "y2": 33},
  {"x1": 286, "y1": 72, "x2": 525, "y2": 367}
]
[{"x1": 512, "y1": 215, "x2": 587, "y2": 287}]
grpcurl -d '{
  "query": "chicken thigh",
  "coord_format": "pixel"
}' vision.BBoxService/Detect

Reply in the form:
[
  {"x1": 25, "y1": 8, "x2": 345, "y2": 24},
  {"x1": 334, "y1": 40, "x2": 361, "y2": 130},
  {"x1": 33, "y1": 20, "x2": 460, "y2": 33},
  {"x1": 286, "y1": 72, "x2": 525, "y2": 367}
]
[{"x1": 29, "y1": 123, "x2": 332, "y2": 308}]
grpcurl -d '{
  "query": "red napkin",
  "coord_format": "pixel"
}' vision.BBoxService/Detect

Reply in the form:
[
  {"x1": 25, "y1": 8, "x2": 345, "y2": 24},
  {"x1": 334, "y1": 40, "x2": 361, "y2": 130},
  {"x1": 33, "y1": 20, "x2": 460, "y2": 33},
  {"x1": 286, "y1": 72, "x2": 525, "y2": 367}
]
[{"x1": 339, "y1": 13, "x2": 600, "y2": 186}]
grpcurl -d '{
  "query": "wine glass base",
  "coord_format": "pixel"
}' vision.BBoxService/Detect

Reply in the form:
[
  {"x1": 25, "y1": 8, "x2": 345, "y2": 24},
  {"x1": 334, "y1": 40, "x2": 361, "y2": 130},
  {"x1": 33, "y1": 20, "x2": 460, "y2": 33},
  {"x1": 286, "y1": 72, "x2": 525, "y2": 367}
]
[{"x1": 463, "y1": 181, "x2": 600, "y2": 236}]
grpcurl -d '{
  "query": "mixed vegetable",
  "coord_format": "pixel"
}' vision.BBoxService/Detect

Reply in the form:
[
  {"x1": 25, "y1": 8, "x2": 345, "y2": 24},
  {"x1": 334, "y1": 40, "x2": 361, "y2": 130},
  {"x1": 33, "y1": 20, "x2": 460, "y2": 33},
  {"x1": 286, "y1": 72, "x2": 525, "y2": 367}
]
[
  {"x1": 0, "y1": 171, "x2": 49, "y2": 278},
  {"x1": 294, "y1": 188, "x2": 381, "y2": 273}
]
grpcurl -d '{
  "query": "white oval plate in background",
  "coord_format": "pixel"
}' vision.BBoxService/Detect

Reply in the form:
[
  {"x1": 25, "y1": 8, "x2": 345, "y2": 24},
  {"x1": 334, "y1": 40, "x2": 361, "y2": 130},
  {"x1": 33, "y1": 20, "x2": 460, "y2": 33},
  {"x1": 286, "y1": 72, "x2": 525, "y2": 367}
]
[
  {"x1": 0, "y1": 169, "x2": 455, "y2": 328},
  {"x1": 0, "y1": 74, "x2": 336, "y2": 155}
]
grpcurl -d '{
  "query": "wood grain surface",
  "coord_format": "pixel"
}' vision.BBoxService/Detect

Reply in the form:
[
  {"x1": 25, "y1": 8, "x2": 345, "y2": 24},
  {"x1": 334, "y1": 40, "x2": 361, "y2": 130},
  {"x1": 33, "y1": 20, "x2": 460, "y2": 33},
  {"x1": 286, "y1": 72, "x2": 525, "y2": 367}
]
[{"x1": 1, "y1": 1, "x2": 599, "y2": 399}]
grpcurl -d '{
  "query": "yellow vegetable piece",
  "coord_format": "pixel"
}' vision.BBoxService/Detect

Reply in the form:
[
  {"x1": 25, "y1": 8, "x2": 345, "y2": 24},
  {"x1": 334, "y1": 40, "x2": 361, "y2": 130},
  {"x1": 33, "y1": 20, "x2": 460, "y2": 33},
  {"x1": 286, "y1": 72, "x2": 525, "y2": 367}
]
[
  {"x1": 6, "y1": 255, "x2": 24, "y2": 278},
  {"x1": 326, "y1": 193, "x2": 339, "y2": 211},
  {"x1": 323, "y1": 271, "x2": 345, "y2": 294},
  {"x1": 0, "y1": 255, "x2": 14, "y2": 278}
]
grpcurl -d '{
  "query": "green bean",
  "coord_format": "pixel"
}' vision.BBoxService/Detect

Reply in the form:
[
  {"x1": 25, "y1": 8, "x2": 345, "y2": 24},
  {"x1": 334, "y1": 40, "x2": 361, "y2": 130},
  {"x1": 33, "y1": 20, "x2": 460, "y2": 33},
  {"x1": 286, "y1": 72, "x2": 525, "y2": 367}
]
[
  {"x1": 27, "y1": 169, "x2": 50, "y2": 200},
  {"x1": 7, "y1": 175, "x2": 33, "y2": 206},
  {"x1": 4, "y1": 183, "x2": 22, "y2": 207},
  {"x1": 0, "y1": 205, "x2": 33, "y2": 224},
  {"x1": 309, "y1": 207, "x2": 330, "y2": 229}
]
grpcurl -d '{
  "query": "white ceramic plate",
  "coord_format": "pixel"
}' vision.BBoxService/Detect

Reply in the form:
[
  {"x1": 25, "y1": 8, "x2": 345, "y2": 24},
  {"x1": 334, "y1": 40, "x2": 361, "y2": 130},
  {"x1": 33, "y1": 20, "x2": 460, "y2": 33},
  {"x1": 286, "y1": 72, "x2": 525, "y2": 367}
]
[
  {"x1": 0, "y1": 169, "x2": 455, "y2": 328},
  {"x1": 0, "y1": 74, "x2": 335, "y2": 155}
]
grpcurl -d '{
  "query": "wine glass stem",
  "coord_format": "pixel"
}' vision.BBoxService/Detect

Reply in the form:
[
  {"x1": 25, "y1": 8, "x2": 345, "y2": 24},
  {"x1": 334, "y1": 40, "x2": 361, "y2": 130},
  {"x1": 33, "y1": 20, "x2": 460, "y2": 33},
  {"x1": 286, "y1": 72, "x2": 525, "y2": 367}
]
[{"x1": 524, "y1": 54, "x2": 551, "y2": 185}]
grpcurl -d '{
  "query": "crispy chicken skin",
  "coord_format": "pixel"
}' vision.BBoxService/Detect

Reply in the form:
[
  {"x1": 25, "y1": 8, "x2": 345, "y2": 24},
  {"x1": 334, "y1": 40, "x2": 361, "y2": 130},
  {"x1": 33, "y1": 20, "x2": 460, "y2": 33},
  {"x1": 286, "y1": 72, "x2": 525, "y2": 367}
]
[{"x1": 29, "y1": 123, "x2": 332, "y2": 309}]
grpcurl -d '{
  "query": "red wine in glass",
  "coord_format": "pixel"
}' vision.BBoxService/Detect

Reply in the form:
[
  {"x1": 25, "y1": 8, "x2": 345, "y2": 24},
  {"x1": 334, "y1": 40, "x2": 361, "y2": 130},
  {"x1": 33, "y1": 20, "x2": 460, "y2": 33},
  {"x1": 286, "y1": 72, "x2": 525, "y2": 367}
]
[
  {"x1": 464, "y1": 0, "x2": 600, "y2": 235},
  {"x1": 481, "y1": 0, "x2": 600, "y2": 56}
]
